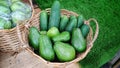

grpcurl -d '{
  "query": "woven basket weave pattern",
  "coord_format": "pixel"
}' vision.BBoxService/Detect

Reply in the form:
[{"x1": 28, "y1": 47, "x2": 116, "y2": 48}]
[{"x1": 0, "y1": 25, "x2": 24, "y2": 52}]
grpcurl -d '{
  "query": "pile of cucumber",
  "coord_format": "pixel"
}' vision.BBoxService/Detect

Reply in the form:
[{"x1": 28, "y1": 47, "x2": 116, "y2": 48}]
[
  {"x1": 0, "y1": 0, "x2": 32, "y2": 29},
  {"x1": 29, "y1": 0, "x2": 90, "y2": 62}
]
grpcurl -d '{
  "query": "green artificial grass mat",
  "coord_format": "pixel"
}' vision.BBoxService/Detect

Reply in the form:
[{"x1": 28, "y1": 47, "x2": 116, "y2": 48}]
[{"x1": 37, "y1": 0, "x2": 120, "y2": 68}]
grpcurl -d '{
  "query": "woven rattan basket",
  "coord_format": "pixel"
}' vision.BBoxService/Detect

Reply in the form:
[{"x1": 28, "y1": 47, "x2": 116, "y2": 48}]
[
  {"x1": 0, "y1": 8, "x2": 99, "y2": 68},
  {"x1": 26, "y1": 8, "x2": 99, "y2": 67},
  {"x1": 0, "y1": 0, "x2": 34, "y2": 53}
]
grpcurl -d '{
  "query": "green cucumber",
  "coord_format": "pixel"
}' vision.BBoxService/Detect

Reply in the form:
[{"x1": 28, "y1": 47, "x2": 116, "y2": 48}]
[
  {"x1": 28, "y1": 27, "x2": 40, "y2": 50},
  {"x1": 71, "y1": 28, "x2": 86, "y2": 52},
  {"x1": 81, "y1": 24, "x2": 90, "y2": 38},
  {"x1": 39, "y1": 31, "x2": 47, "y2": 35},
  {"x1": 39, "y1": 35, "x2": 55, "y2": 61},
  {"x1": 60, "y1": 15, "x2": 69, "y2": 31},
  {"x1": 77, "y1": 15, "x2": 84, "y2": 28},
  {"x1": 52, "y1": 31, "x2": 70, "y2": 42},
  {"x1": 48, "y1": 0, "x2": 60, "y2": 29},
  {"x1": 65, "y1": 15, "x2": 77, "y2": 33},
  {"x1": 40, "y1": 11, "x2": 48, "y2": 31}
]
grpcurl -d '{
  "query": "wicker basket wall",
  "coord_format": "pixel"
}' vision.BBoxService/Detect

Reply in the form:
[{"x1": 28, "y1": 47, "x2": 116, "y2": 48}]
[{"x1": 0, "y1": 0, "x2": 34, "y2": 53}]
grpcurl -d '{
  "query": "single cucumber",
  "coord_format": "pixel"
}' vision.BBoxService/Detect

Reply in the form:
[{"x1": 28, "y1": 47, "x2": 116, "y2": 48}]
[
  {"x1": 48, "y1": 0, "x2": 60, "y2": 29},
  {"x1": 39, "y1": 35, "x2": 55, "y2": 61},
  {"x1": 77, "y1": 15, "x2": 84, "y2": 28},
  {"x1": 65, "y1": 15, "x2": 77, "y2": 33},
  {"x1": 39, "y1": 31, "x2": 47, "y2": 35},
  {"x1": 47, "y1": 27, "x2": 60, "y2": 38},
  {"x1": 81, "y1": 24, "x2": 90, "y2": 38},
  {"x1": 54, "y1": 42, "x2": 75, "y2": 62},
  {"x1": 60, "y1": 15, "x2": 69, "y2": 31},
  {"x1": 52, "y1": 31, "x2": 70, "y2": 42},
  {"x1": 28, "y1": 27, "x2": 40, "y2": 50},
  {"x1": 40, "y1": 11, "x2": 48, "y2": 31},
  {"x1": 71, "y1": 28, "x2": 86, "y2": 52}
]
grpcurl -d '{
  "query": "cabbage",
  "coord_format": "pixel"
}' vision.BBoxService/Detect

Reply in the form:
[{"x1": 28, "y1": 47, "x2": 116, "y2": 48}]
[
  {"x1": 0, "y1": 18, "x2": 5, "y2": 29},
  {"x1": 24, "y1": 4, "x2": 32, "y2": 19},
  {"x1": 0, "y1": 0, "x2": 10, "y2": 7},
  {"x1": 0, "y1": 23, "x2": 4, "y2": 29},
  {"x1": 4, "y1": 20, "x2": 12, "y2": 29},
  {"x1": 10, "y1": 1, "x2": 31, "y2": 13},
  {"x1": 10, "y1": 1, "x2": 25, "y2": 11},
  {"x1": 11, "y1": 11, "x2": 27, "y2": 26},
  {"x1": 0, "y1": 5, "x2": 11, "y2": 18},
  {"x1": 0, "y1": 0, "x2": 32, "y2": 29},
  {"x1": 10, "y1": 1, "x2": 32, "y2": 25},
  {"x1": 0, "y1": 5, "x2": 10, "y2": 13},
  {"x1": 11, "y1": 0, "x2": 21, "y2": 3},
  {"x1": 0, "y1": 17, "x2": 11, "y2": 29},
  {"x1": 25, "y1": 8, "x2": 32, "y2": 19}
]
